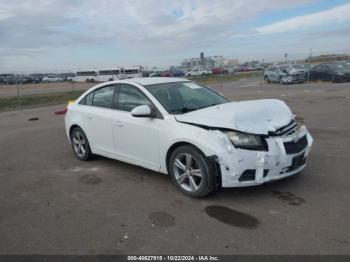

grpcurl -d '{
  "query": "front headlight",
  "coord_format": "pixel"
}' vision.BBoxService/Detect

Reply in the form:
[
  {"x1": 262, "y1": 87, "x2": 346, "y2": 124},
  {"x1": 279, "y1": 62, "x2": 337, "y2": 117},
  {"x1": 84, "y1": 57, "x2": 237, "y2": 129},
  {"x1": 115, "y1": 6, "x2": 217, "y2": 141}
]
[
  {"x1": 222, "y1": 130, "x2": 267, "y2": 151},
  {"x1": 282, "y1": 76, "x2": 292, "y2": 82}
]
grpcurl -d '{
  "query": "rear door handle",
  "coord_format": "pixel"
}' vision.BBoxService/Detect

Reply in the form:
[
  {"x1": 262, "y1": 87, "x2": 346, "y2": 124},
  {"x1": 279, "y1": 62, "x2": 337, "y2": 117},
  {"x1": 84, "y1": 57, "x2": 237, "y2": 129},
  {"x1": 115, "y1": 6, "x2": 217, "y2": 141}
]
[{"x1": 113, "y1": 120, "x2": 124, "y2": 127}]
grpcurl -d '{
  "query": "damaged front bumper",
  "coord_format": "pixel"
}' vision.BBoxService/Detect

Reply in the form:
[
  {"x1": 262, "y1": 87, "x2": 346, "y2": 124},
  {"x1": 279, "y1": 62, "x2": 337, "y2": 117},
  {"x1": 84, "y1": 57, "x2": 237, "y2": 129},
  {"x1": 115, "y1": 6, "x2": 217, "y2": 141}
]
[
  {"x1": 214, "y1": 126, "x2": 313, "y2": 187},
  {"x1": 281, "y1": 74, "x2": 306, "y2": 84}
]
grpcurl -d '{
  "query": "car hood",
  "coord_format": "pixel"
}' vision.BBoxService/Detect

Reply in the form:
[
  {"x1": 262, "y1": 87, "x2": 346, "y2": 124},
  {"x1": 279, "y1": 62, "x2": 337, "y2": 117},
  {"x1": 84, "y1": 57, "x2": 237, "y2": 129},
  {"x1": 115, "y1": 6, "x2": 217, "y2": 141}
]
[
  {"x1": 284, "y1": 68, "x2": 306, "y2": 75},
  {"x1": 175, "y1": 99, "x2": 294, "y2": 135}
]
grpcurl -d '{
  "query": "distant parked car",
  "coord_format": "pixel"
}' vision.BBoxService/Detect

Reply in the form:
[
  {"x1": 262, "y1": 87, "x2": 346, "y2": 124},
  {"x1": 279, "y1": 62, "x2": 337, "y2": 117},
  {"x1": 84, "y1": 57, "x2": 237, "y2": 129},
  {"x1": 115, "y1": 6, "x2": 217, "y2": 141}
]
[
  {"x1": 0, "y1": 74, "x2": 16, "y2": 85},
  {"x1": 171, "y1": 70, "x2": 185, "y2": 77},
  {"x1": 161, "y1": 71, "x2": 173, "y2": 77},
  {"x1": 309, "y1": 63, "x2": 350, "y2": 83},
  {"x1": 42, "y1": 75, "x2": 64, "y2": 83},
  {"x1": 142, "y1": 70, "x2": 153, "y2": 77},
  {"x1": 238, "y1": 66, "x2": 250, "y2": 72},
  {"x1": 149, "y1": 71, "x2": 162, "y2": 77},
  {"x1": 17, "y1": 75, "x2": 41, "y2": 84},
  {"x1": 185, "y1": 68, "x2": 211, "y2": 77},
  {"x1": 30, "y1": 74, "x2": 44, "y2": 83},
  {"x1": 264, "y1": 64, "x2": 306, "y2": 84},
  {"x1": 17, "y1": 76, "x2": 31, "y2": 84},
  {"x1": 212, "y1": 68, "x2": 226, "y2": 75}
]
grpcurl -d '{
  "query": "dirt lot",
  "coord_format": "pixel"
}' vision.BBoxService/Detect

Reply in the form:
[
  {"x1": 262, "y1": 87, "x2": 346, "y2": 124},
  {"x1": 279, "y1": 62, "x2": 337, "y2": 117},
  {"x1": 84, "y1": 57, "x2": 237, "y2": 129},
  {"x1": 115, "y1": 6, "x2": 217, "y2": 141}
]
[{"x1": 0, "y1": 80, "x2": 349, "y2": 254}]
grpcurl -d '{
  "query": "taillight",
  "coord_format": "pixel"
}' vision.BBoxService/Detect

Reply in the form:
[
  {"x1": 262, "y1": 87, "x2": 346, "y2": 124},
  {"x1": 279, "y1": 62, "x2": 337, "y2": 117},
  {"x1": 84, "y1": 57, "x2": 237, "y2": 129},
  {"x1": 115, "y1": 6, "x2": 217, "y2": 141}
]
[{"x1": 54, "y1": 108, "x2": 67, "y2": 115}]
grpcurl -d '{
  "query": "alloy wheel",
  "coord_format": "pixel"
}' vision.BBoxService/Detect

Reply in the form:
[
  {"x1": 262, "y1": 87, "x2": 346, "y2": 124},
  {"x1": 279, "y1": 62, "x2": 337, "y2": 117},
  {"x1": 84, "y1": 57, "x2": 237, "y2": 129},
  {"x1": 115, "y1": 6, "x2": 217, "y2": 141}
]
[
  {"x1": 173, "y1": 153, "x2": 203, "y2": 192},
  {"x1": 72, "y1": 131, "x2": 87, "y2": 158}
]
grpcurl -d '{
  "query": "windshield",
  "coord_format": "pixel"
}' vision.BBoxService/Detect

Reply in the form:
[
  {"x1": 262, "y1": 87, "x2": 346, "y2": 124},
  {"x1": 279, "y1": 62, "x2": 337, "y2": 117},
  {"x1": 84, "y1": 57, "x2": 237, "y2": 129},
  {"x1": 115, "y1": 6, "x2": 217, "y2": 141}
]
[
  {"x1": 328, "y1": 64, "x2": 345, "y2": 70},
  {"x1": 336, "y1": 62, "x2": 350, "y2": 68},
  {"x1": 291, "y1": 64, "x2": 307, "y2": 69},
  {"x1": 280, "y1": 64, "x2": 306, "y2": 72},
  {"x1": 145, "y1": 81, "x2": 230, "y2": 114}
]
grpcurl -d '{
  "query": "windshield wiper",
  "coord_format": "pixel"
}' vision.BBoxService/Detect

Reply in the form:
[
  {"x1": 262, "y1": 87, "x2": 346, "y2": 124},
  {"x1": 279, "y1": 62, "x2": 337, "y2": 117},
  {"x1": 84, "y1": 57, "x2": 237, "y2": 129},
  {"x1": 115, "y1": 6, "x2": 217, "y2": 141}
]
[
  {"x1": 171, "y1": 103, "x2": 223, "y2": 114},
  {"x1": 170, "y1": 107, "x2": 199, "y2": 114}
]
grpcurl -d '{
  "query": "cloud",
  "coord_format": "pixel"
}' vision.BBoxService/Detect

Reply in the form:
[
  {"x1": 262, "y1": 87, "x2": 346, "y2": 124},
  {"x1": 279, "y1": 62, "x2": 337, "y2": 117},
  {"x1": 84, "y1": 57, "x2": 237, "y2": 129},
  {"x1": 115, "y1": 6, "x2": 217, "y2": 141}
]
[
  {"x1": 3, "y1": 0, "x2": 347, "y2": 71},
  {"x1": 255, "y1": 3, "x2": 350, "y2": 34},
  {"x1": 0, "y1": 0, "x2": 315, "y2": 51}
]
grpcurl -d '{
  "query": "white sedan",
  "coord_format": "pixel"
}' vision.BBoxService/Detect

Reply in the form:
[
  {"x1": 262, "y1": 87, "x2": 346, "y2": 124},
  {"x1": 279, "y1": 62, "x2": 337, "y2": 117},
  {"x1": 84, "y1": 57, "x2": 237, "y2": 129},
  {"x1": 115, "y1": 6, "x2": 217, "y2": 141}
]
[
  {"x1": 185, "y1": 69, "x2": 211, "y2": 77},
  {"x1": 42, "y1": 75, "x2": 64, "y2": 83},
  {"x1": 65, "y1": 77, "x2": 313, "y2": 197}
]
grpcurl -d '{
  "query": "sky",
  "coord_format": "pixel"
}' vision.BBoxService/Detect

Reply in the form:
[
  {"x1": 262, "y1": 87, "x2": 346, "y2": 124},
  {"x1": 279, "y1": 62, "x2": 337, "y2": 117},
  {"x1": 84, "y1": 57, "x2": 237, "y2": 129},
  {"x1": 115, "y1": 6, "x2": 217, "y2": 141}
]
[{"x1": 0, "y1": 0, "x2": 350, "y2": 73}]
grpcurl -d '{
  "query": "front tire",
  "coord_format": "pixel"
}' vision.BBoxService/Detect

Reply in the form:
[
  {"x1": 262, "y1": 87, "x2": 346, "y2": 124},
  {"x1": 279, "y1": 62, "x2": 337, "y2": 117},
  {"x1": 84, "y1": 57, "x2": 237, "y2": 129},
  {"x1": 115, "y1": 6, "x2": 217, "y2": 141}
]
[
  {"x1": 169, "y1": 145, "x2": 216, "y2": 198},
  {"x1": 70, "y1": 127, "x2": 93, "y2": 161},
  {"x1": 331, "y1": 75, "x2": 341, "y2": 83}
]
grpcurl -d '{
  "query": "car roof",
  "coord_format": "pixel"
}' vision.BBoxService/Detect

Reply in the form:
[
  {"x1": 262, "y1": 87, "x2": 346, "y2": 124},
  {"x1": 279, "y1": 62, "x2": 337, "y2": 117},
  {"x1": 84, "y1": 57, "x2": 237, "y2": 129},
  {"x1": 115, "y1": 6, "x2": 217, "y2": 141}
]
[{"x1": 124, "y1": 77, "x2": 189, "y2": 86}]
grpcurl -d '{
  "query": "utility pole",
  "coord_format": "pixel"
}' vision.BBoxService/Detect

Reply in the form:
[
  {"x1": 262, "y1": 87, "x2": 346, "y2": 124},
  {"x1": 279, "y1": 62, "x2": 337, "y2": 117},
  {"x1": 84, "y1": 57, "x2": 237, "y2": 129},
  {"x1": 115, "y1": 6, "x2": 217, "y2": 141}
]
[
  {"x1": 309, "y1": 48, "x2": 312, "y2": 62},
  {"x1": 260, "y1": 59, "x2": 264, "y2": 91},
  {"x1": 15, "y1": 71, "x2": 22, "y2": 113}
]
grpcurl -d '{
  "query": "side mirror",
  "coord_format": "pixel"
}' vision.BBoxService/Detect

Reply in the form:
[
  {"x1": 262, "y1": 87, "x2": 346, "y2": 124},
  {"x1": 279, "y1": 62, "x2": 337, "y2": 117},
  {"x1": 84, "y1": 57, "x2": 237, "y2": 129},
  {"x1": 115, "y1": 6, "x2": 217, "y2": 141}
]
[{"x1": 131, "y1": 105, "x2": 154, "y2": 118}]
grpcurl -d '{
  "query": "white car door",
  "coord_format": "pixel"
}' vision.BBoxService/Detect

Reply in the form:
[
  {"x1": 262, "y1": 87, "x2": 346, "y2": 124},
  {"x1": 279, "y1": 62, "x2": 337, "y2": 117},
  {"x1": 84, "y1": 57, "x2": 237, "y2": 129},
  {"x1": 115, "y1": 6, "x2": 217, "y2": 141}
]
[
  {"x1": 81, "y1": 85, "x2": 116, "y2": 155},
  {"x1": 111, "y1": 83, "x2": 161, "y2": 170}
]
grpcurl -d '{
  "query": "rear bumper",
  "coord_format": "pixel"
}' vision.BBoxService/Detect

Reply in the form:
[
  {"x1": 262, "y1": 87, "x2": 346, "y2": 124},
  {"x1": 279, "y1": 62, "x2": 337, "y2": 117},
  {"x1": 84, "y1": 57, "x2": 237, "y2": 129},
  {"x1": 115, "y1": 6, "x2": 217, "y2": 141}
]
[{"x1": 219, "y1": 126, "x2": 313, "y2": 187}]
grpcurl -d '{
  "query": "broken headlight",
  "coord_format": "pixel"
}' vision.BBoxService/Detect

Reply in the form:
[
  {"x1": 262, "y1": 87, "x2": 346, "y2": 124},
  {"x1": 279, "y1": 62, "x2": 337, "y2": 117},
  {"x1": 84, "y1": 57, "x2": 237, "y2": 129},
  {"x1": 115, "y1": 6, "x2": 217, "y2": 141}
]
[{"x1": 223, "y1": 130, "x2": 267, "y2": 151}]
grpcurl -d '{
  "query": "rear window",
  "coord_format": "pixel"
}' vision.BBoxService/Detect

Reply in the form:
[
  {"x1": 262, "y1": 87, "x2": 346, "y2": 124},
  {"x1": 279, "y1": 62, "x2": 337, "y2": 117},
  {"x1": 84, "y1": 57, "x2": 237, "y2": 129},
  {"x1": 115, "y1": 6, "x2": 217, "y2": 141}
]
[
  {"x1": 79, "y1": 91, "x2": 94, "y2": 105},
  {"x1": 92, "y1": 86, "x2": 115, "y2": 108}
]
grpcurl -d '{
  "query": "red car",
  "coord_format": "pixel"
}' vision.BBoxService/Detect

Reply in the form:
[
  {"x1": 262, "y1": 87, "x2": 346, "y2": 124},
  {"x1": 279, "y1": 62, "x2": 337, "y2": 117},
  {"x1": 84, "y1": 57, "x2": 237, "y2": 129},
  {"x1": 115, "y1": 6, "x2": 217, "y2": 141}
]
[{"x1": 161, "y1": 71, "x2": 173, "y2": 77}]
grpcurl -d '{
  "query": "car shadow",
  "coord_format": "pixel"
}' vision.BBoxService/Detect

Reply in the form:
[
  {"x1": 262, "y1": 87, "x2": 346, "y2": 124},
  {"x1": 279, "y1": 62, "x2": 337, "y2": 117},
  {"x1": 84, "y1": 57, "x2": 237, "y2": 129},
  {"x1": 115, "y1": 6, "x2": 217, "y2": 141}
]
[
  {"x1": 90, "y1": 155, "x2": 307, "y2": 201},
  {"x1": 206, "y1": 171, "x2": 305, "y2": 200}
]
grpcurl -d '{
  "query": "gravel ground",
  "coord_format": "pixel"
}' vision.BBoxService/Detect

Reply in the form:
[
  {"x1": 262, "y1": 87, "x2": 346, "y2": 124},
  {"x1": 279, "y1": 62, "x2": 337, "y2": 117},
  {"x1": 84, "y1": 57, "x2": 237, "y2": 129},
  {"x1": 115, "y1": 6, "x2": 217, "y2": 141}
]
[{"x1": 0, "y1": 80, "x2": 349, "y2": 255}]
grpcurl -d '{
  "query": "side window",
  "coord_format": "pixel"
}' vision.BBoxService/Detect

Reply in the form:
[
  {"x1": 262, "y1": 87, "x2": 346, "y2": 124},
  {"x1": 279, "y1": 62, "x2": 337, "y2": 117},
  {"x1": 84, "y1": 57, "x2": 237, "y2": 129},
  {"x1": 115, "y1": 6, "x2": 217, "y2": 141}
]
[
  {"x1": 117, "y1": 84, "x2": 152, "y2": 112},
  {"x1": 318, "y1": 65, "x2": 325, "y2": 71},
  {"x1": 85, "y1": 92, "x2": 94, "y2": 105},
  {"x1": 313, "y1": 65, "x2": 321, "y2": 71},
  {"x1": 92, "y1": 86, "x2": 115, "y2": 108},
  {"x1": 79, "y1": 91, "x2": 94, "y2": 105}
]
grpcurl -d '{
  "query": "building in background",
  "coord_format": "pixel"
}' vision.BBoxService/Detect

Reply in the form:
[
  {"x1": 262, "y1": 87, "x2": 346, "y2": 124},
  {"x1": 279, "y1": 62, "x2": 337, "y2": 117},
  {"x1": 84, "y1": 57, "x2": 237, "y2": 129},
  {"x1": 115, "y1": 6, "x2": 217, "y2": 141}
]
[
  {"x1": 223, "y1": 59, "x2": 239, "y2": 66},
  {"x1": 306, "y1": 54, "x2": 350, "y2": 63},
  {"x1": 181, "y1": 53, "x2": 224, "y2": 70}
]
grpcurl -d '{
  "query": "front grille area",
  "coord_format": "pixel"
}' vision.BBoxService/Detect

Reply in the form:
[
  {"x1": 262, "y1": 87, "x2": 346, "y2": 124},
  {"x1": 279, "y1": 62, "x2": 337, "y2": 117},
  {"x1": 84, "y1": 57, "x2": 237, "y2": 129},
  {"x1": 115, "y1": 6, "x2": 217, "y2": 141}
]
[
  {"x1": 284, "y1": 135, "x2": 308, "y2": 154},
  {"x1": 239, "y1": 169, "x2": 269, "y2": 182},
  {"x1": 291, "y1": 72, "x2": 306, "y2": 81},
  {"x1": 269, "y1": 120, "x2": 298, "y2": 137},
  {"x1": 285, "y1": 154, "x2": 307, "y2": 172}
]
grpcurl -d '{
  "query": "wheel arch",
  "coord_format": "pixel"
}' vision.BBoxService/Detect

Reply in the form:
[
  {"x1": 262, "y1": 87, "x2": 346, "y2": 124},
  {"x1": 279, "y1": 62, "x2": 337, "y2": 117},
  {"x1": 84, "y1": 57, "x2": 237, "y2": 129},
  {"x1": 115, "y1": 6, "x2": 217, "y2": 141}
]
[{"x1": 69, "y1": 124, "x2": 82, "y2": 139}]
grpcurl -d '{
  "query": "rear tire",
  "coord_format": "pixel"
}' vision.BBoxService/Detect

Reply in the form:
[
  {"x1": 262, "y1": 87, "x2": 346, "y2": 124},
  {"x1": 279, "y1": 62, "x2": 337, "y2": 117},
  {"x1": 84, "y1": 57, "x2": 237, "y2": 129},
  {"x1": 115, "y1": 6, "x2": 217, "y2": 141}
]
[
  {"x1": 264, "y1": 76, "x2": 270, "y2": 83},
  {"x1": 169, "y1": 145, "x2": 216, "y2": 198},
  {"x1": 70, "y1": 127, "x2": 93, "y2": 161}
]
